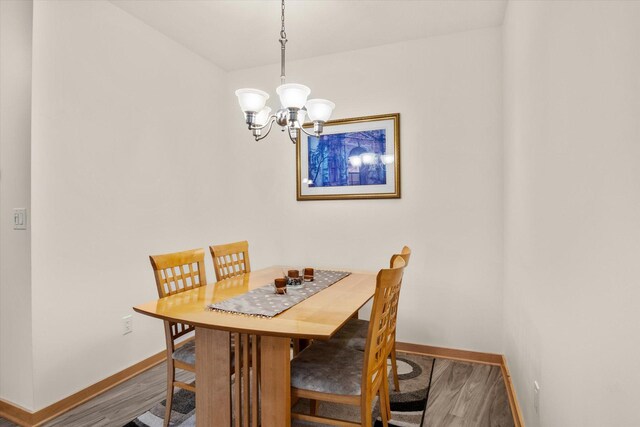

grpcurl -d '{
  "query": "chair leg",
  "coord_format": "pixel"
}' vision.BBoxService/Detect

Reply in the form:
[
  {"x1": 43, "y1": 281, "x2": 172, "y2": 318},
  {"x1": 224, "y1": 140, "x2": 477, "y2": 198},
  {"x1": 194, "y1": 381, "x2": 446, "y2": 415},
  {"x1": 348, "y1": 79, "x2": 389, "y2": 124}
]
[
  {"x1": 382, "y1": 365, "x2": 392, "y2": 422},
  {"x1": 390, "y1": 342, "x2": 400, "y2": 392},
  {"x1": 164, "y1": 360, "x2": 175, "y2": 427},
  {"x1": 379, "y1": 390, "x2": 389, "y2": 427},
  {"x1": 361, "y1": 397, "x2": 372, "y2": 427}
]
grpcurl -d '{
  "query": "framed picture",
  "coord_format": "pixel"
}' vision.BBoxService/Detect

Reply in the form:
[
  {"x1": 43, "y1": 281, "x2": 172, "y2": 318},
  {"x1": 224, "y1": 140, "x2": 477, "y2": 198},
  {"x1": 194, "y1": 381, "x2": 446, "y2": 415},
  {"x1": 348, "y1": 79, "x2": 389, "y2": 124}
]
[{"x1": 296, "y1": 113, "x2": 400, "y2": 201}]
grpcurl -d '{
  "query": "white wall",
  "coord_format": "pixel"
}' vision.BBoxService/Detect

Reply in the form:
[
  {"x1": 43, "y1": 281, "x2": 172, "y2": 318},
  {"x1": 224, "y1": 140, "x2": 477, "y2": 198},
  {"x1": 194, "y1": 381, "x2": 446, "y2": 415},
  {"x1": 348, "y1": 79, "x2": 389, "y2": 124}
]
[
  {"x1": 227, "y1": 28, "x2": 504, "y2": 353},
  {"x1": 503, "y1": 1, "x2": 640, "y2": 426},
  {"x1": 0, "y1": 0, "x2": 35, "y2": 410},
  {"x1": 28, "y1": 0, "x2": 230, "y2": 410}
]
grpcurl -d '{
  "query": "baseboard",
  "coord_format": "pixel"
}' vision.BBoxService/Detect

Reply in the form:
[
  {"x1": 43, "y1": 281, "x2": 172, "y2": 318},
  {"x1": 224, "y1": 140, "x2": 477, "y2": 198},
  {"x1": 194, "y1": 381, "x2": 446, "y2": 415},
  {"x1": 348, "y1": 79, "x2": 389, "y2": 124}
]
[
  {"x1": 396, "y1": 341, "x2": 503, "y2": 365},
  {"x1": 0, "y1": 346, "x2": 170, "y2": 427},
  {"x1": 501, "y1": 355, "x2": 525, "y2": 427},
  {"x1": 396, "y1": 341, "x2": 525, "y2": 426},
  {"x1": 0, "y1": 399, "x2": 33, "y2": 427}
]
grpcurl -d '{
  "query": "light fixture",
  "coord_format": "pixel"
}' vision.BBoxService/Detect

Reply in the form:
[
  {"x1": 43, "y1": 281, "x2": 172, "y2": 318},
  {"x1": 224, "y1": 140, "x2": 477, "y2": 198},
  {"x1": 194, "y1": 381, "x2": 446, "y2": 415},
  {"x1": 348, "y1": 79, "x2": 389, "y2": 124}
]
[{"x1": 235, "y1": 0, "x2": 335, "y2": 144}]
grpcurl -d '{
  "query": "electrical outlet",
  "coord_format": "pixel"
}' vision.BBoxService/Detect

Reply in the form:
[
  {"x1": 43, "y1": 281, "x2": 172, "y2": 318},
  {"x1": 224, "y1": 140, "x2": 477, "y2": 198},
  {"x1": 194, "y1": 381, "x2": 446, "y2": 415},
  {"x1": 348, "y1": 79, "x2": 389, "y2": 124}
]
[
  {"x1": 533, "y1": 380, "x2": 540, "y2": 413},
  {"x1": 122, "y1": 315, "x2": 133, "y2": 335}
]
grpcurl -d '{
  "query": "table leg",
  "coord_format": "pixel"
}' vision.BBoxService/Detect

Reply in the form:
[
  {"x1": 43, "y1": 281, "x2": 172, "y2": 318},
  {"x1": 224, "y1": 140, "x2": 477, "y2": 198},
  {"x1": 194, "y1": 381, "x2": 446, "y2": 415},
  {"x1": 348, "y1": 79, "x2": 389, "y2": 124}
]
[
  {"x1": 260, "y1": 336, "x2": 291, "y2": 427},
  {"x1": 196, "y1": 327, "x2": 231, "y2": 427}
]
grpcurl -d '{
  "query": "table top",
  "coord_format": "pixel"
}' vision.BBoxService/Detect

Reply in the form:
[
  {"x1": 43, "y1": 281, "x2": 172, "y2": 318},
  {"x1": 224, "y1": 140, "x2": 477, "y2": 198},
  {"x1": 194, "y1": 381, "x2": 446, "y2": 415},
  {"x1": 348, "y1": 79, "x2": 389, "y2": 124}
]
[{"x1": 133, "y1": 266, "x2": 377, "y2": 339}]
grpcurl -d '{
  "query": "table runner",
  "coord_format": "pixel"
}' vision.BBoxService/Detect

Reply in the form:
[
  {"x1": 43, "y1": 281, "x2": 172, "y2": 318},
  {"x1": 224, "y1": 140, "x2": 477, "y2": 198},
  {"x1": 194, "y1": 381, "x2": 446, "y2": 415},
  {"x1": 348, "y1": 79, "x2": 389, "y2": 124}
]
[{"x1": 207, "y1": 270, "x2": 351, "y2": 318}]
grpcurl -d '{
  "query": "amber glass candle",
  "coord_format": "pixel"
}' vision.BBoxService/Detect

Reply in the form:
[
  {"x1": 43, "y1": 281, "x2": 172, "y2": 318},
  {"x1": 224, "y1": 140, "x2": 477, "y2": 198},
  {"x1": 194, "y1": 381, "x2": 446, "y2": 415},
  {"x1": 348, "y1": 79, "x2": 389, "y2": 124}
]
[
  {"x1": 287, "y1": 269, "x2": 300, "y2": 278},
  {"x1": 274, "y1": 277, "x2": 287, "y2": 294},
  {"x1": 303, "y1": 267, "x2": 314, "y2": 281}
]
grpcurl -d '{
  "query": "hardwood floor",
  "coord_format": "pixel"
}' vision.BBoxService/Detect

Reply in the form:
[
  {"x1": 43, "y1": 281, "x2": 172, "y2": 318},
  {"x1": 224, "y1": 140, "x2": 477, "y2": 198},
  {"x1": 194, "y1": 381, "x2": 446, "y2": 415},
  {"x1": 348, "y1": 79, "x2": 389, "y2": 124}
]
[
  {"x1": 0, "y1": 363, "x2": 194, "y2": 427},
  {"x1": 423, "y1": 359, "x2": 514, "y2": 427},
  {"x1": 0, "y1": 354, "x2": 513, "y2": 427}
]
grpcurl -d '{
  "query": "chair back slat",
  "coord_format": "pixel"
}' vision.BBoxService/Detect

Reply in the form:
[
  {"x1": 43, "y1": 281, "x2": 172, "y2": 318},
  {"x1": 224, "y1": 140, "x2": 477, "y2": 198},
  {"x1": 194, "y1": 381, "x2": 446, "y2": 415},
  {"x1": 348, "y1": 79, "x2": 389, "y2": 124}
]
[
  {"x1": 149, "y1": 248, "x2": 207, "y2": 342},
  {"x1": 209, "y1": 241, "x2": 251, "y2": 281},
  {"x1": 362, "y1": 256, "x2": 406, "y2": 397}
]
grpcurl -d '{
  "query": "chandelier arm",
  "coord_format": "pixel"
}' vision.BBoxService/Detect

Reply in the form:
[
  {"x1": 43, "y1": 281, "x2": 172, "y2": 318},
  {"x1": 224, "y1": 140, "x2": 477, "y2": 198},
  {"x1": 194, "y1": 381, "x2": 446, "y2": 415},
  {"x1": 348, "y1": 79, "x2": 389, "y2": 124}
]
[
  {"x1": 255, "y1": 131, "x2": 272, "y2": 142},
  {"x1": 251, "y1": 115, "x2": 277, "y2": 131},
  {"x1": 298, "y1": 125, "x2": 317, "y2": 137},
  {"x1": 254, "y1": 118, "x2": 277, "y2": 141}
]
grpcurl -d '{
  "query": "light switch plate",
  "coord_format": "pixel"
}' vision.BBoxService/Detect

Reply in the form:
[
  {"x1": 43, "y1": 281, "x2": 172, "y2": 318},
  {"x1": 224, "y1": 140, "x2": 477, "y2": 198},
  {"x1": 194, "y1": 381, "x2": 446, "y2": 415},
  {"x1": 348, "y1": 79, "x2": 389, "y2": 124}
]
[{"x1": 13, "y1": 208, "x2": 27, "y2": 230}]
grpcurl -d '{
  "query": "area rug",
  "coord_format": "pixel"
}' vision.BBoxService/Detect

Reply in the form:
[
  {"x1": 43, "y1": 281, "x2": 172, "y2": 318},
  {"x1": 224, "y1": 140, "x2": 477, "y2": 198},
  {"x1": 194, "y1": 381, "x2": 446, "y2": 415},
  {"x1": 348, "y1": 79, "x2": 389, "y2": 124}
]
[{"x1": 124, "y1": 353, "x2": 434, "y2": 427}]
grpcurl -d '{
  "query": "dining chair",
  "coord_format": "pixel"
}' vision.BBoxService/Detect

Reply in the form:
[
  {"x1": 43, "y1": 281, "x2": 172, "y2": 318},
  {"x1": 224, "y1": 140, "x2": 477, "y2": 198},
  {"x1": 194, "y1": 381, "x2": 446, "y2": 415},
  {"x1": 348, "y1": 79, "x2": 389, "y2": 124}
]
[
  {"x1": 331, "y1": 246, "x2": 411, "y2": 392},
  {"x1": 290, "y1": 256, "x2": 406, "y2": 427},
  {"x1": 149, "y1": 248, "x2": 210, "y2": 427},
  {"x1": 209, "y1": 240, "x2": 251, "y2": 281}
]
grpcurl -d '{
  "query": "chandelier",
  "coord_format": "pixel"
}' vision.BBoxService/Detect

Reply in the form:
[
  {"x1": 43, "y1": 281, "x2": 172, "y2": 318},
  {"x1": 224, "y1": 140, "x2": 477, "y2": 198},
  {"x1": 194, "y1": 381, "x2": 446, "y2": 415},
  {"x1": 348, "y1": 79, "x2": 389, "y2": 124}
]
[{"x1": 235, "y1": 0, "x2": 335, "y2": 144}]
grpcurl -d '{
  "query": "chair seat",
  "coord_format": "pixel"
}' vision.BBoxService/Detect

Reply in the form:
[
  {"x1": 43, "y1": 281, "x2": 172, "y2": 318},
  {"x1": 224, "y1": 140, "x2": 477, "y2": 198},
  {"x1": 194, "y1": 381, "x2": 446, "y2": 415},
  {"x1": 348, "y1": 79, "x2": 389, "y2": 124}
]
[
  {"x1": 291, "y1": 341, "x2": 364, "y2": 396},
  {"x1": 172, "y1": 340, "x2": 236, "y2": 368},
  {"x1": 172, "y1": 340, "x2": 196, "y2": 365},
  {"x1": 332, "y1": 318, "x2": 368, "y2": 351}
]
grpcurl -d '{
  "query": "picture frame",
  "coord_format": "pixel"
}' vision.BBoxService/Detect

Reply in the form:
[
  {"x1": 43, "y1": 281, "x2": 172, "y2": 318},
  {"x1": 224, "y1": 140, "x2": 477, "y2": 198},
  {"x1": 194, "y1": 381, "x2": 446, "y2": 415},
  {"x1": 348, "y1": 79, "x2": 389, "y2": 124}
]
[{"x1": 296, "y1": 113, "x2": 400, "y2": 201}]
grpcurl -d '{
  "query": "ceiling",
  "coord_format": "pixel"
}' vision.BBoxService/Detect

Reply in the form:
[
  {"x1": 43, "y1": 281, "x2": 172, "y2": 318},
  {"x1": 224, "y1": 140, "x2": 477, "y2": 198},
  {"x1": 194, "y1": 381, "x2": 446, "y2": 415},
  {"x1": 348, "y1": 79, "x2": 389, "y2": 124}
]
[{"x1": 110, "y1": 0, "x2": 507, "y2": 71}]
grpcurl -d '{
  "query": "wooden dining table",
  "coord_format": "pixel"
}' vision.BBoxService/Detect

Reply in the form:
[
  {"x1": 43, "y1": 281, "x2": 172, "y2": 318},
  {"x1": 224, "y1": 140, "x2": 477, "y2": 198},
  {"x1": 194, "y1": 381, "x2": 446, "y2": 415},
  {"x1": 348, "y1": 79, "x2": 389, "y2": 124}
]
[{"x1": 133, "y1": 265, "x2": 376, "y2": 427}]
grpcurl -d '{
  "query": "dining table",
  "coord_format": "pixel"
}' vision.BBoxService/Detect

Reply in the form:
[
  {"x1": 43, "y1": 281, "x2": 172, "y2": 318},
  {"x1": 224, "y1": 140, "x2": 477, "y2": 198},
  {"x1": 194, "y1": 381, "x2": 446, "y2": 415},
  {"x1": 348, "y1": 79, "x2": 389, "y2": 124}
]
[{"x1": 133, "y1": 265, "x2": 377, "y2": 427}]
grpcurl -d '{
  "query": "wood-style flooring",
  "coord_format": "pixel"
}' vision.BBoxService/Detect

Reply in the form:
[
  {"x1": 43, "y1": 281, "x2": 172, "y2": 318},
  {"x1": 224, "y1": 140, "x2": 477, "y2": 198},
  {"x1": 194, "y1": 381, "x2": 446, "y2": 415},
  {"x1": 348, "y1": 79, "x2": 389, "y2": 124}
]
[
  {"x1": 0, "y1": 354, "x2": 513, "y2": 427},
  {"x1": 0, "y1": 364, "x2": 194, "y2": 427},
  {"x1": 424, "y1": 358, "x2": 514, "y2": 427}
]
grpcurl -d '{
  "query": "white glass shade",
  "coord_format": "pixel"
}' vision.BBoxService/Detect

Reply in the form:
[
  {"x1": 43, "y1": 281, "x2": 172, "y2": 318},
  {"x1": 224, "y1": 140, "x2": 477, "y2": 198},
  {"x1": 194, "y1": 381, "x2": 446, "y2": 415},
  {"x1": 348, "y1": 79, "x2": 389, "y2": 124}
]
[
  {"x1": 305, "y1": 99, "x2": 335, "y2": 123},
  {"x1": 235, "y1": 88, "x2": 269, "y2": 113},
  {"x1": 255, "y1": 107, "x2": 272, "y2": 126},
  {"x1": 276, "y1": 83, "x2": 311, "y2": 109},
  {"x1": 297, "y1": 109, "x2": 307, "y2": 125}
]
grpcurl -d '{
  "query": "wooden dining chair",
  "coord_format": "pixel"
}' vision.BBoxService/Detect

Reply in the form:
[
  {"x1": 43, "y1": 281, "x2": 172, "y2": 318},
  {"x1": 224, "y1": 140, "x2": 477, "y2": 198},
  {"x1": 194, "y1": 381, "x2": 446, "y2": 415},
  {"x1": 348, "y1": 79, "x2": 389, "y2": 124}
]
[
  {"x1": 330, "y1": 246, "x2": 412, "y2": 392},
  {"x1": 209, "y1": 240, "x2": 251, "y2": 282},
  {"x1": 290, "y1": 256, "x2": 406, "y2": 427},
  {"x1": 149, "y1": 248, "x2": 208, "y2": 427}
]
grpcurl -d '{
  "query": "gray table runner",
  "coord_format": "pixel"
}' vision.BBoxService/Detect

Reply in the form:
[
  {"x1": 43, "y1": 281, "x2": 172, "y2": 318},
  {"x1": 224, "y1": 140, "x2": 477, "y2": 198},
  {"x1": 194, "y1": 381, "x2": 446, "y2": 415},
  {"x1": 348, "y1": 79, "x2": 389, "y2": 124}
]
[{"x1": 207, "y1": 270, "x2": 351, "y2": 318}]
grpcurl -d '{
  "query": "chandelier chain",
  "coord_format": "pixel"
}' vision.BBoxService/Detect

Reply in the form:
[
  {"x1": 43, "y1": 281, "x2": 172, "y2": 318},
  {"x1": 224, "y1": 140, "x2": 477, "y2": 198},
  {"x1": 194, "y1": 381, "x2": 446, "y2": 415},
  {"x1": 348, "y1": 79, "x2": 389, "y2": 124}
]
[
  {"x1": 280, "y1": 0, "x2": 287, "y2": 39},
  {"x1": 279, "y1": 0, "x2": 287, "y2": 84}
]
